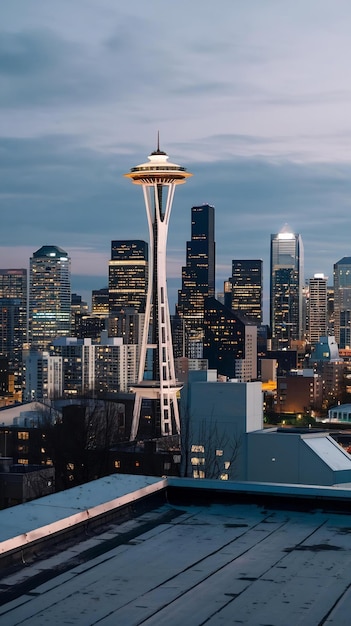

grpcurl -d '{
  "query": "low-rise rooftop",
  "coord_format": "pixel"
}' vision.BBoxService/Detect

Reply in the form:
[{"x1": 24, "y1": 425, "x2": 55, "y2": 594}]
[{"x1": 1, "y1": 476, "x2": 351, "y2": 624}]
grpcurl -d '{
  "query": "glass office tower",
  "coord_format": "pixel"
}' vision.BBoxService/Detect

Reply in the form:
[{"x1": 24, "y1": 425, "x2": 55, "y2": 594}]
[
  {"x1": 270, "y1": 228, "x2": 304, "y2": 349},
  {"x1": 231, "y1": 259, "x2": 262, "y2": 323},
  {"x1": 0, "y1": 268, "x2": 27, "y2": 391},
  {"x1": 108, "y1": 240, "x2": 148, "y2": 313},
  {"x1": 334, "y1": 257, "x2": 351, "y2": 349},
  {"x1": 29, "y1": 245, "x2": 71, "y2": 351},
  {"x1": 177, "y1": 204, "x2": 215, "y2": 334}
]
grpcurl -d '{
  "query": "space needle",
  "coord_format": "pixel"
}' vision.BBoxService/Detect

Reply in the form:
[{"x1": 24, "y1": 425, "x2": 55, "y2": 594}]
[{"x1": 125, "y1": 139, "x2": 192, "y2": 440}]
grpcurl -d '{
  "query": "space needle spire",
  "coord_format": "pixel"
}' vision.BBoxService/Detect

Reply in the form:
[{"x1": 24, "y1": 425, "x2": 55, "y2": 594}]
[{"x1": 125, "y1": 141, "x2": 192, "y2": 440}]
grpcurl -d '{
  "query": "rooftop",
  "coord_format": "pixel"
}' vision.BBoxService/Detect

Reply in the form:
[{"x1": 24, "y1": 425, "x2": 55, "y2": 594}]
[
  {"x1": 1, "y1": 476, "x2": 351, "y2": 624},
  {"x1": 32, "y1": 245, "x2": 68, "y2": 259}
]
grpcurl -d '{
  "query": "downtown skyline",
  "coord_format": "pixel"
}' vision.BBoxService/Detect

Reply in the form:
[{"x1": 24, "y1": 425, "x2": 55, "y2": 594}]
[{"x1": 1, "y1": 1, "x2": 351, "y2": 321}]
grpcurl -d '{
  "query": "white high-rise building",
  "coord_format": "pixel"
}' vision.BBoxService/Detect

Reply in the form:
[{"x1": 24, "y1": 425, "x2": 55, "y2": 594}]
[
  {"x1": 25, "y1": 351, "x2": 63, "y2": 401},
  {"x1": 308, "y1": 274, "x2": 328, "y2": 345},
  {"x1": 25, "y1": 335, "x2": 138, "y2": 400},
  {"x1": 29, "y1": 246, "x2": 71, "y2": 351}
]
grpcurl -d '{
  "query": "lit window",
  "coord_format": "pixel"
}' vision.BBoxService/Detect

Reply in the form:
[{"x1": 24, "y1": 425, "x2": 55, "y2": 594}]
[
  {"x1": 191, "y1": 445, "x2": 204, "y2": 453},
  {"x1": 191, "y1": 457, "x2": 205, "y2": 466},
  {"x1": 224, "y1": 461, "x2": 231, "y2": 470},
  {"x1": 17, "y1": 458, "x2": 28, "y2": 465},
  {"x1": 220, "y1": 473, "x2": 229, "y2": 480},
  {"x1": 18, "y1": 432, "x2": 29, "y2": 440},
  {"x1": 66, "y1": 463, "x2": 74, "y2": 470},
  {"x1": 216, "y1": 450, "x2": 223, "y2": 456},
  {"x1": 114, "y1": 460, "x2": 121, "y2": 469}
]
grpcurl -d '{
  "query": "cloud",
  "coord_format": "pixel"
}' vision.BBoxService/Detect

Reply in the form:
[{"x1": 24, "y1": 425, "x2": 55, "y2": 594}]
[
  {"x1": 0, "y1": 135, "x2": 144, "y2": 248},
  {"x1": 1, "y1": 133, "x2": 351, "y2": 287},
  {"x1": 0, "y1": 29, "x2": 116, "y2": 109},
  {"x1": 1, "y1": 1, "x2": 351, "y2": 319}
]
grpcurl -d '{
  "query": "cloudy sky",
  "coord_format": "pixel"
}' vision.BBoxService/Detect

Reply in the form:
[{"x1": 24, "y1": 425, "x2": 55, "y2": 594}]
[{"x1": 1, "y1": 1, "x2": 351, "y2": 321}]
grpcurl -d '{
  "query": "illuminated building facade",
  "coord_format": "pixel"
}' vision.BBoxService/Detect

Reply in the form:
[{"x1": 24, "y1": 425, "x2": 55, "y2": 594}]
[
  {"x1": 231, "y1": 259, "x2": 262, "y2": 323},
  {"x1": 125, "y1": 144, "x2": 192, "y2": 439},
  {"x1": 334, "y1": 257, "x2": 351, "y2": 349},
  {"x1": 203, "y1": 297, "x2": 257, "y2": 381},
  {"x1": 270, "y1": 228, "x2": 304, "y2": 349},
  {"x1": 108, "y1": 240, "x2": 148, "y2": 313},
  {"x1": 29, "y1": 246, "x2": 71, "y2": 351},
  {"x1": 307, "y1": 273, "x2": 328, "y2": 345},
  {"x1": 0, "y1": 269, "x2": 27, "y2": 391},
  {"x1": 26, "y1": 335, "x2": 138, "y2": 400},
  {"x1": 177, "y1": 204, "x2": 215, "y2": 351},
  {"x1": 92, "y1": 287, "x2": 109, "y2": 316}
]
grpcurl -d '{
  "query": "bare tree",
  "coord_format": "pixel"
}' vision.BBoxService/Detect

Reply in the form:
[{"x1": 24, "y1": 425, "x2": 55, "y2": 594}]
[
  {"x1": 44, "y1": 398, "x2": 127, "y2": 490},
  {"x1": 180, "y1": 408, "x2": 242, "y2": 480}
]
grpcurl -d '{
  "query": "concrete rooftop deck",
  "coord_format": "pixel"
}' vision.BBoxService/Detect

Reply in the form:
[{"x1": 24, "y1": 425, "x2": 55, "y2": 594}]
[{"x1": 1, "y1": 492, "x2": 351, "y2": 625}]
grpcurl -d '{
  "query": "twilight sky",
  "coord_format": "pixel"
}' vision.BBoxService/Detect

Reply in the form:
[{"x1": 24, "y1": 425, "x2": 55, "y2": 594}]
[{"x1": 1, "y1": 1, "x2": 351, "y2": 322}]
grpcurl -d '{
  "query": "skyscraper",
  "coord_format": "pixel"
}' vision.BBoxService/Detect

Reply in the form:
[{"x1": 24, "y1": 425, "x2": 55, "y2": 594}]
[
  {"x1": 270, "y1": 227, "x2": 304, "y2": 349},
  {"x1": 307, "y1": 273, "x2": 328, "y2": 345},
  {"x1": 108, "y1": 240, "x2": 148, "y2": 313},
  {"x1": 177, "y1": 204, "x2": 215, "y2": 346},
  {"x1": 92, "y1": 287, "x2": 109, "y2": 316},
  {"x1": 203, "y1": 297, "x2": 257, "y2": 381},
  {"x1": 125, "y1": 143, "x2": 192, "y2": 439},
  {"x1": 231, "y1": 259, "x2": 262, "y2": 323},
  {"x1": 29, "y1": 245, "x2": 71, "y2": 351},
  {"x1": 0, "y1": 268, "x2": 27, "y2": 391},
  {"x1": 334, "y1": 257, "x2": 351, "y2": 349}
]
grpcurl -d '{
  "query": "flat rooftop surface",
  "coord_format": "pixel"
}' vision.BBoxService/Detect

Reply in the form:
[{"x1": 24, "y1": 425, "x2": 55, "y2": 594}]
[
  {"x1": 1, "y1": 499, "x2": 351, "y2": 625},
  {"x1": 0, "y1": 474, "x2": 164, "y2": 546}
]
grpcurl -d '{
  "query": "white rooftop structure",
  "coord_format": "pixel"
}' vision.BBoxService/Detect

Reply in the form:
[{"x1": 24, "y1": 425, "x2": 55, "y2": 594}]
[{"x1": 326, "y1": 404, "x2": 351, "y2": 424}]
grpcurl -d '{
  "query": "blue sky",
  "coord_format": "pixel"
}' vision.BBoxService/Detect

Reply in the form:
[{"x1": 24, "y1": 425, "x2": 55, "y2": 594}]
[{"x1": 1, "y1": 1, "x2": 351, "y2": 322}]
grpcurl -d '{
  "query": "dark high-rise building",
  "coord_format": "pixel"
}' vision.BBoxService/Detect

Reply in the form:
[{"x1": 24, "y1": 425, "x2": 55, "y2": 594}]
[
  {"x1": 108, "y1": 308, "x2": 142, "y2": 345},
  {"x1": 74, "y1": 314, "x2": 106, "y2": 340},
  {"x1": 29, "y1": 246, "x2": 71, "y2": 351},
  {"x1": 71, "y1": 293, "x2": 89, "y2": 335},
  {"x1": 334, "y1": 257, "x2": 351, "y2": 349},
  {"x1": 177, "y1": 204, "x2": 215, "y2": 340},
  {"x1": 92, "y1": 287, "x2": 109, "y2": 316},
  {"x1": 0, "y1": 268, "x2": 27, "y2": 391},
  {"x1": 204, "y1": 298, "x2": 244, "y2": 379},
  {"x1": 327, "y1": 285, "x2": 335, "y2": 335},
  {"x1": 223, "y1": 279, "x2": 232, "y2": 310},
  {"x1": 108, "y1": 240, "x2": 148, "y2": 313},
  {"x1": 231, "y1": 259, "x2": 262, "y2": 323},
  {"x1": 270, "y1": 228, "x2": 304, "y2": 350}
]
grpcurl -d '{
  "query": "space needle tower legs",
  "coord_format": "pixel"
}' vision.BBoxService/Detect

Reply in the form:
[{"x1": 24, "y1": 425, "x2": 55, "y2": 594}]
[{"x1": 125, "y1": 141, "x2": 192, "y2": 440}]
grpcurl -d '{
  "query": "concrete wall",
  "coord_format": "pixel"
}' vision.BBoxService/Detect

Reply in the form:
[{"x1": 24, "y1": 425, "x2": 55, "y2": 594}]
[
  {"x1": 246, "y1": 430, "x2": 302, "y2": 484},
  {"x1": 246, "y1": 430, "x2": 351, "y2": 486},
  {"x1": 180, "y1": 376, "x2": 263, "y2": 480}
]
